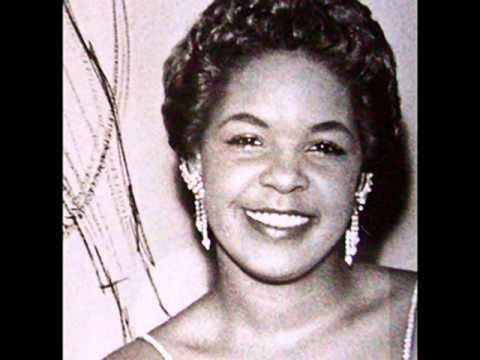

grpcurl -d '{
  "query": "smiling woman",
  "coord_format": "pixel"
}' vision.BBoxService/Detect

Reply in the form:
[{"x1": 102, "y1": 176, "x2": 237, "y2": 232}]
[
  {"x1": 200, "y1": 52, "x2": 363, "y2": 283},
  {"x1": 106, "y1": 0, "x2": 417, "y2": 359}
]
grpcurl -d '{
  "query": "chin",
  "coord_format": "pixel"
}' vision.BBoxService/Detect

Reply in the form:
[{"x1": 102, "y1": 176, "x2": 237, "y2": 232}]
[
  {"x1": 239, "y1": 253, "x2": 320, "y2": 285},
  {"x1": 211, "y1": 211, "x2": 342, "y2": 284}
]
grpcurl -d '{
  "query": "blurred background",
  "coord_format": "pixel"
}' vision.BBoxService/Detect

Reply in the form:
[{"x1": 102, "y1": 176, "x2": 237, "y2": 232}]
[{"x1": 63, "y1": 1, "x2": 417, "y2": 359}]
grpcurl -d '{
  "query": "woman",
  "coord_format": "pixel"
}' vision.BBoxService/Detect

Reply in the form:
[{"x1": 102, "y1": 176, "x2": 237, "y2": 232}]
[{"x1": 107, "y1": 0, "x2": 417, "y2": 358}]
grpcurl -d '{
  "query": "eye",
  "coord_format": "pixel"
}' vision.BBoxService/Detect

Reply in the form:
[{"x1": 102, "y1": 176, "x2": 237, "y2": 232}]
[
  {"x1": 226, "y1": 134, "x2": 263, "y2": 149},
  {"x1": 306, "y1": 141, "x2": 346, "y2": 156}
]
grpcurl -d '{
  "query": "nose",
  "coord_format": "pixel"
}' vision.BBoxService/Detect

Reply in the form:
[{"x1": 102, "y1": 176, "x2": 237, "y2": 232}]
[{"x1": 259, "y1": 151, "x2": 310, "y2": 194}]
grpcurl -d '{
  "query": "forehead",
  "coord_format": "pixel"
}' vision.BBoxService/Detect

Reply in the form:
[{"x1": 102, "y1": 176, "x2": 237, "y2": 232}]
[{"x1": 211, "y1": 51, "x2": 353, "y2": 131}]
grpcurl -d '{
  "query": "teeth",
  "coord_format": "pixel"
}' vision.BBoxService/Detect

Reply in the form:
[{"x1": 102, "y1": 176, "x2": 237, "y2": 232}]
[{"x1": 245, "y1": 210, "x2": 310, "y2": 228}]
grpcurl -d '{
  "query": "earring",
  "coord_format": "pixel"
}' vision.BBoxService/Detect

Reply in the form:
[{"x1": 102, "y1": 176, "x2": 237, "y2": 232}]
[
  {"x1": 345, "y1": 172, "x2": 374, "y2": 266},
  {"x1": 179, "y1": 158, "x2": 211, "y2": 251}
]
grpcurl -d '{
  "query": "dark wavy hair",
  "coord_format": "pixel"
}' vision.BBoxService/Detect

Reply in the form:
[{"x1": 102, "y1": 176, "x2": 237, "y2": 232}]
[{"x1": 162, "y1": 0, "x2": 401, "y2": 171}]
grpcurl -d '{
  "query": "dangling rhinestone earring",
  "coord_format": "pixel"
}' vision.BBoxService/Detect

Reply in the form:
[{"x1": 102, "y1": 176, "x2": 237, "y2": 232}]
[
  {"x1": 345, "y1": 172, "x2": 374, "y2": 266},
  {"x1": 179, "y1": 157, "x2": 210, "y2": 251}
]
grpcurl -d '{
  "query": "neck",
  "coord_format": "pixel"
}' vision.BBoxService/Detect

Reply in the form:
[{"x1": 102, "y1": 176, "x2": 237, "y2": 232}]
[{"x1": 211, "y1": 245, "x2": 354, "y2": 341}]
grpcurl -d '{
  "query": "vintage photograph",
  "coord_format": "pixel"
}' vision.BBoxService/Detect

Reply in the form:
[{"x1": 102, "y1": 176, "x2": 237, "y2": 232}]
[{"x1": 63, "y1": 0, "x2": 417, "y2": 358}]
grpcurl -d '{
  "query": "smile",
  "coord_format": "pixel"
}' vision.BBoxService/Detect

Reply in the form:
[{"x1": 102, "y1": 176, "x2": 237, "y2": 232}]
[{"x1": 245, "y1": 209, "x2": 312, "y2": 229}]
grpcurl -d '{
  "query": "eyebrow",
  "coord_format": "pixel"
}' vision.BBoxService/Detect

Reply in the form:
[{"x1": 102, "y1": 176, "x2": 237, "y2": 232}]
[
  {"x1": 218, "y1": 113, "x2": 269, "y2": 129},
  {"x1": 219, "y1": 113, "x2": 355, "y2": 139},
  {"x1": 310, "y1": 121, "x2": 355, "y2": 140}
]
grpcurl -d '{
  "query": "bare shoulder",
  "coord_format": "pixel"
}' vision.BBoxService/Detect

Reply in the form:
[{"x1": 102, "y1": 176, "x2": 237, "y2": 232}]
[
  {"x1": 340, "y1": 262, "x2": 417, "y2": 355},
  {"x1": 373, "y1": 263, "x2": 416, "y2": 316},
  {"x1": 350, "y1": 262, "x2": 417, "y2": 335},
  {"x1": 147, "y1": 292, "x2": 222, "y2": 357},
  {"x1": 104, "y1": 293, "x2": 218, "y2": 359},
  {"x1": 344, "y1": 262, "x2": 416, "y2": 323},
  {"x1": 352, "y1": 262, "x2": 417, "y2": 296},
  {"x1": 104, "y1": 337, "x2": 162, "y2": 360}
]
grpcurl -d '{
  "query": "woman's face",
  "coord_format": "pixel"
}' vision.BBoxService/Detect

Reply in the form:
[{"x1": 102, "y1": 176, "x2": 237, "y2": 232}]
[{"x1": 196, "y1": 51, "x2": 363, "y2": 283}]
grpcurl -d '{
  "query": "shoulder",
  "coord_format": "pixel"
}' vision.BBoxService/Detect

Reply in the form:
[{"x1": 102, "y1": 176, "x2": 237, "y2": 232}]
[
  {"x1": 373, "y1": 264, "x2": 416, "y2": 320},
  {"x1": 354, "y1": 263, "x2": 417, "y2": 331},
  {"x1": 346, "y1": 262, "x2": 417, "y2": 355},
  {"x1": 352, "y1": 262, "x2": 416, "y2": 317},
  {"x1": 104, "y1": 337, "x2": 163, "y2": 360},
  {"x1": 349, "y1": 263, "x2": 416, "y2": 317},
  {"x1": 105, "y1": 293, "x2": 218, "y2": 359},
  {"x1": 147, "y1": 292, "x2": 222, "y2": 357},
  {"x1": 352, "y1": 262, "x2": 416, "y2": 295},
  {"x1": 345, "y1": 262, "x2": 416, "y2": 317}
]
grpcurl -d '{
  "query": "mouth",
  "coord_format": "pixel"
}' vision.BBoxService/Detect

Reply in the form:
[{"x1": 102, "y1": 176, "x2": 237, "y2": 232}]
[
  {"x1": 244, "y1": 208, "x2": 316, "y2": 240},
  {"x1": 245, "y1": 209, "x2": 312, "y2": 228}
]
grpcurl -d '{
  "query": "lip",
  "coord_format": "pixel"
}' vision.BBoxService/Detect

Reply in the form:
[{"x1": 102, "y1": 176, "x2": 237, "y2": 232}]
[
  {"x1": 247, "y1": 207, "x2": 316, "y2": 218},
  {"x1": 243, "y1": 207, "x2": 316, "y2": 240}
]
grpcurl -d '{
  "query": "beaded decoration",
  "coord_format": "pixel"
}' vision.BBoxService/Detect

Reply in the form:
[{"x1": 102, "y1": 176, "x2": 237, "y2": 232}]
[
  {"x1": 179, "y1": 158, "x2": 210, "y2": 250},
  {"x1": 345, "y1": 172, "x2": 374, "y2": 266},
  {"x1": 402, "y1": 282, "x2": 418, "y2": 360}
]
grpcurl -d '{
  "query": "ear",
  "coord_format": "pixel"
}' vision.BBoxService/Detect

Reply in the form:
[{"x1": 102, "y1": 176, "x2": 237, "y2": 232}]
[
  {"x1": 355, "y1": 172, "x2": 367, "y2": 192},
  {"x1": 179, "y1": 153, "x2": 204, "y2": 193},
  {"x1": 354, "y1": 172, "x2": 374, "y2": 210},
  {"x1": 184, "y1": 152, "x2": 203, "y2": 177}
]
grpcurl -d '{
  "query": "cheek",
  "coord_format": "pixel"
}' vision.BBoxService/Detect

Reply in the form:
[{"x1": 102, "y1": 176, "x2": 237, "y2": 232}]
[
  {"x1": 324, "y1": 169, "x2": 358, "y2": 205},
  {"x1": 203, "y1": 156, "x2": 253, "y2": 197},
  {"x1": 309, "y1": 161, "x2": 361, "y2": 224},
  {"x1": 201, "y1": 153, "x2": 257, "y2": 233},
  {"x1": 322, "y1": 185, "x2": 356, "y2": 231},
  {"x1": 310, "y1": 156, "x2": 361, "y2": 194},
  {"x1": 201, "y1": 141, "x2": 266, "y2": 201}
]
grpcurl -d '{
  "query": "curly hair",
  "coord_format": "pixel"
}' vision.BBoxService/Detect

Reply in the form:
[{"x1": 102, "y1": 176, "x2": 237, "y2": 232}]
[{"x1": 162, "y1": 0, "x2": 401, "y2": 171}]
